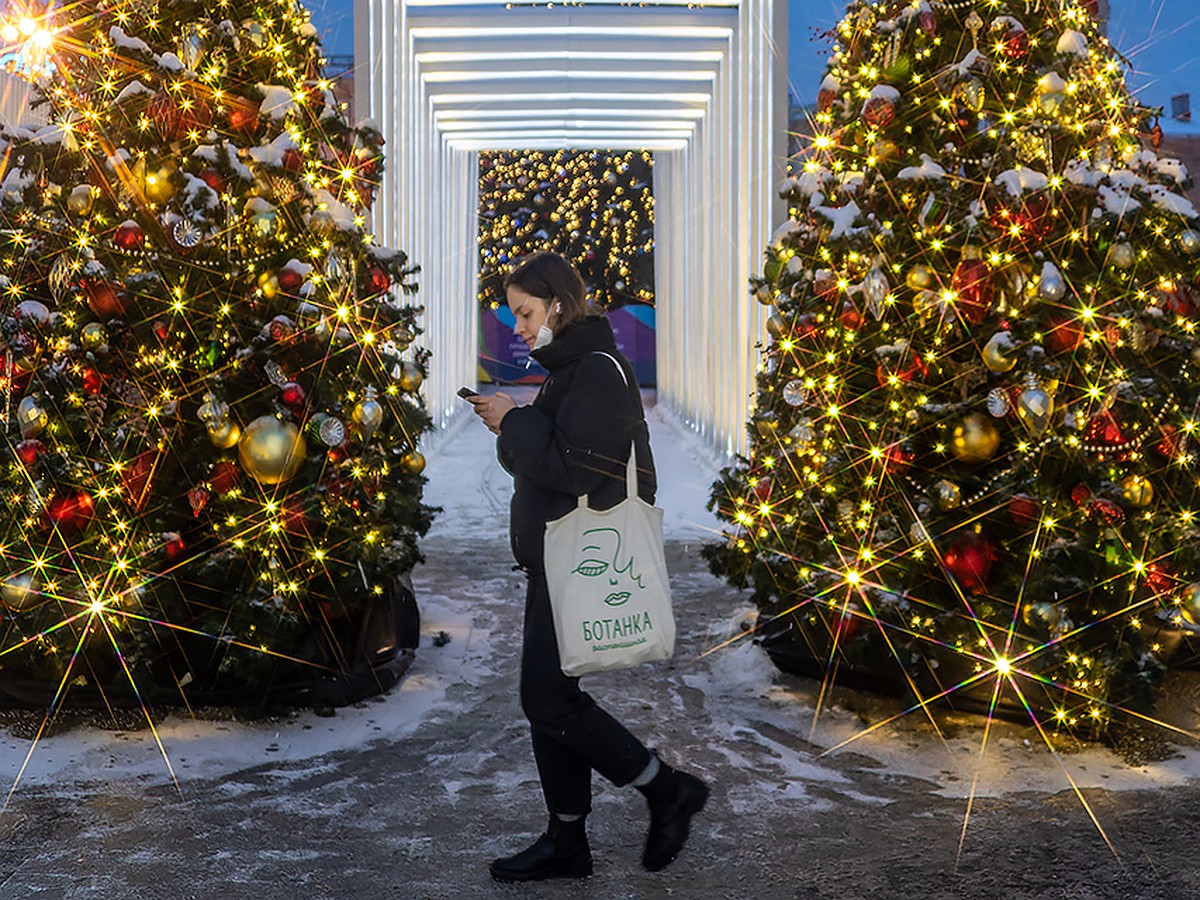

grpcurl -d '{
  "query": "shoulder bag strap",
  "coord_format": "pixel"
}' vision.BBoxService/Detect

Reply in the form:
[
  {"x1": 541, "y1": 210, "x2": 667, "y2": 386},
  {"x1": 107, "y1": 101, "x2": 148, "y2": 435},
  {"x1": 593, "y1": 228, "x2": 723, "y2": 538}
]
[{"x1": 577, "y1": 352, "x2": 638, "y2": 506}]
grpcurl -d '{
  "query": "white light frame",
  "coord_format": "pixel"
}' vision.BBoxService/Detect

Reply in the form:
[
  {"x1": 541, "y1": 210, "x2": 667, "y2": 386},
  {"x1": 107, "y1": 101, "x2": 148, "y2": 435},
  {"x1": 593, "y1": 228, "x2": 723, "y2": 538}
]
[{"x1": 358, "y1": 1, "x2": 787, "y2": 456}]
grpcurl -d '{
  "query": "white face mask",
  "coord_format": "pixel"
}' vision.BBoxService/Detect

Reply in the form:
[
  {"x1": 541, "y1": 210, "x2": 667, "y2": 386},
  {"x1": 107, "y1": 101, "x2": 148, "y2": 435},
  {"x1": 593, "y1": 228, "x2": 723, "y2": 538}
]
[{"x1": 531, "y1": 300, "x2": 561, "y2": 350}]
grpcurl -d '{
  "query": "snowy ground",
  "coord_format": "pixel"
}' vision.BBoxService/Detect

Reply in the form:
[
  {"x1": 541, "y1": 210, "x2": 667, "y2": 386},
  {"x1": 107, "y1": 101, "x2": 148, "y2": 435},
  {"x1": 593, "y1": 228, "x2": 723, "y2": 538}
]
[{"x1": 2, "y1": 392, "x2": 1200, "y2": 898}]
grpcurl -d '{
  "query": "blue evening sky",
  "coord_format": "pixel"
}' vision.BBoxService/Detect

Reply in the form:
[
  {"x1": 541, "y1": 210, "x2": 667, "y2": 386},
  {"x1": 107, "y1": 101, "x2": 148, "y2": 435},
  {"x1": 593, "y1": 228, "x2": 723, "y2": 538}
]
[{"x1": 309, "y1": 1, "x2": 1195, "y2": 119}]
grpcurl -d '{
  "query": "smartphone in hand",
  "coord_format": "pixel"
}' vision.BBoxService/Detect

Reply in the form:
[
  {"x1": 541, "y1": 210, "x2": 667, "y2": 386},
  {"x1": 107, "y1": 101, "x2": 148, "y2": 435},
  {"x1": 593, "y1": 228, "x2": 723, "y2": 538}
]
[{"x1": 457, "y1": 386, "x2": 480, "y2": 400}]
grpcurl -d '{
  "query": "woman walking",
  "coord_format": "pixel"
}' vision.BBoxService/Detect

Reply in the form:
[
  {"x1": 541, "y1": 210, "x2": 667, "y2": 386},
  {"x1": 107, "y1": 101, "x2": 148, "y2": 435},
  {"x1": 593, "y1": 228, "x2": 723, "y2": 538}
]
[{"x1": 468, "y1": 251, "x2": 709, "y2": 881}]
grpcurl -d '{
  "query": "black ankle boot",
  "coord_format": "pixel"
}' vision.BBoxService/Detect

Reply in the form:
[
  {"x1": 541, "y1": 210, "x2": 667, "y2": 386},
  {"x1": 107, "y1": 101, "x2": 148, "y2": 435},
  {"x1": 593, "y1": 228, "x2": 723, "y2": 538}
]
[
  {"x1": 489, "y1": 815, "x2": 593, "y2": 882},
  {"x1": 637, "y1": 761, "x2": 709, "y2": 872}
]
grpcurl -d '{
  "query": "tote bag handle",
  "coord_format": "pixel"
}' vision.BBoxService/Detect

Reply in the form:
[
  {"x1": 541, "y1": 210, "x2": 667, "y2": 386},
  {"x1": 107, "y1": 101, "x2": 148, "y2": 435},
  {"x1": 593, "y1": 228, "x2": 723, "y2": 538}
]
[{"x1": 578, "y1": 352, "x2": 638, "y2": 507}]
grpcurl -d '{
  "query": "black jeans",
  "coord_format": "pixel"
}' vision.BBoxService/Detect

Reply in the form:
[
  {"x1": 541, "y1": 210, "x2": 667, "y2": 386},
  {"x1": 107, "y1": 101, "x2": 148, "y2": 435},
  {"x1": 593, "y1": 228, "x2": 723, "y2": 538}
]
[{"x1": 520, "y1": 569, "x2": 652, "y2": 816}]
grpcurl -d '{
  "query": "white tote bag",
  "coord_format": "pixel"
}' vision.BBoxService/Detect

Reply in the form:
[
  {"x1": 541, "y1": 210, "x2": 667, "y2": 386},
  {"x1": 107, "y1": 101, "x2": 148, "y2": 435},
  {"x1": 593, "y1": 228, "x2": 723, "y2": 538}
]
[{"x1": 544, "y1": 357, "x2": 676, "y2": 676}]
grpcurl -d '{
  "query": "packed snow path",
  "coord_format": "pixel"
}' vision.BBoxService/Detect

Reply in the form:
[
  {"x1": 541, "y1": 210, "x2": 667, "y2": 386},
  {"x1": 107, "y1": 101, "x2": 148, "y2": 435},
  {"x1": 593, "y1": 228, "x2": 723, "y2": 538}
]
[{"x1": 1, "y1": 393, "x2": 1200, "y2": 898}]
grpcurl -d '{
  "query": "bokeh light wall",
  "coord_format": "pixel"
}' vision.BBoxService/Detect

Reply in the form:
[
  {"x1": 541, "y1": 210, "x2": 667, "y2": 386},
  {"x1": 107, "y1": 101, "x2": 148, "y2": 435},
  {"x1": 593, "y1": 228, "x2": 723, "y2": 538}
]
[{"x1": 358, "y1": 0, "x2": 787, "y2": 451}]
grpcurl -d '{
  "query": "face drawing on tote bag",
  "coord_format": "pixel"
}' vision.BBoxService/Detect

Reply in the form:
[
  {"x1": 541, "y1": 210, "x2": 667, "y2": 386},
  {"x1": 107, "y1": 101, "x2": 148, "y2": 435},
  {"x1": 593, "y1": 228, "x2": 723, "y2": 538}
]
[{"x1": 571, "y1": 527, "x2": 645, "y2": 607}]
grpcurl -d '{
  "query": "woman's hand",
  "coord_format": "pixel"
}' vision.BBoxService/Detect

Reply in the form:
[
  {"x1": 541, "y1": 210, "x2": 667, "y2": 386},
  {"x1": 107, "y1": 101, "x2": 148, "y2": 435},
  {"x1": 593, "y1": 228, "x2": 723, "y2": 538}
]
[{"x1": 468, "y1": 392, "x2": 517, "y2": 434}]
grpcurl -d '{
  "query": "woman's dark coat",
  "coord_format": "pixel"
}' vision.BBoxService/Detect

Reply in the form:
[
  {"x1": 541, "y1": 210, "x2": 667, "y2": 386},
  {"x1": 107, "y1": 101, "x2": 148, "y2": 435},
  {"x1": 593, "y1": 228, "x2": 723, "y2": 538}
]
[{"x1": 497, "y1": 316, "x2": 656, "y2": 570}]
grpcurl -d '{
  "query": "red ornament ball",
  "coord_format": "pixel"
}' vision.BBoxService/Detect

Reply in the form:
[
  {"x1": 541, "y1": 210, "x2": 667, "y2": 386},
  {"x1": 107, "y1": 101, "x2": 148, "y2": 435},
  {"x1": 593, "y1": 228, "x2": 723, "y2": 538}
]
[
  {"x1": 951, "y1": 259, "x2": 993, "y2": 325},
  {"x1": 163, "y1": 532, "x2": 186, "y2": 563},
  {"x1": 15, "y1": 439, "x2": 46, "y2": 466},
  {"x1": 752, "y1": 477, "x2": 772, "y2": 502},
  {"x1": 208, "y1": 460, "x2": 240, "y2": 495},
  {"x1": 1087, "y1": 498, "x2": 1125, "y2": 526},
  {"x1": 1044, "y1": 315, "x2": 1084, "y2": 354},
  {"x1": 82, "y1": 279, "x2": 126, "y2": 319},
  {"x1": 839, "y1": 302, "x2": 864, "y2": 331},
  {"x1": 82, "y1": 367, "x2": 104, "y2": 395},
  {"x1": 280, "y1": 382, "x2": 308, "y2": 411},
  {"x1": 1155, "y1": 425, "x2": 1181, "y2": 460},
  {"x1": 1145, "y1": 563, "x2": 1174, "y2": 595},
  {"x1": 817, "y1": 88, "x2": 837, "y2": 113},
  {"x1": 113, "y1": 220, "x2": 145, "y2": 252},
  {"x1": 862, "y1": 96, "x2": 896, "y2": 129},
  {"x1": 1008, "y1": 494, "x2": 1041, "y2": 525},
  {"x1": 268, "y1": 315, "x2": 295, "y2": 343},
  {"x1": 122, "y1": 450, "x2": 158, "y2": 511},
  {"x1": 199, "y1": 168, "x2": 226, "y2": 194},
  {"x1": 1070, "y1": 483, "x2": 1092, "y2": 506},
  {"x1": 943, "y1": 533, "x2": 998, "y2": 594},
  {"x1": 885, "y1": 445, "x2": 915, "y2": 475},
  {"x1": 282, "y1": 499, "x2": 312, "y2": 537},
  {"x1": 150, "y1": 88, "x2": 212, "y2": 139},
  {"x1": 47, "y1": 491, "x2": 95, "y2": 533},
  {"x1": 282, "y1": 148, "x2": 305, "y2": 173},
  {"x1": 1163, "y1": 282, "x2": 1199, "y2": 317},
  {"x1": 277, "y1": 265, "x2": 305, "y2": 293},
  {"x1": 226, "y1": 96, "x2": 260, "y2": 135},
  {"x1": 1084, "y1": 412, "x2": 1125, "y2": 449},
  {"x1": 368, "y1": 265, "x2": 391, "y2": 294},
  {"x1": 1003, "y1": 27, "x2": 1029, "y2": 60}
]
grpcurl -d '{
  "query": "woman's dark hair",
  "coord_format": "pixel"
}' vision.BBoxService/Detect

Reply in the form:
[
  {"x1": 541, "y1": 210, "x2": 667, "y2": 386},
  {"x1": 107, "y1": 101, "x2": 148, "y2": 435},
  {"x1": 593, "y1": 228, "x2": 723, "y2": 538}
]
[{"x1": 503, "y1": 251, "x2": 593, "y2": 329}]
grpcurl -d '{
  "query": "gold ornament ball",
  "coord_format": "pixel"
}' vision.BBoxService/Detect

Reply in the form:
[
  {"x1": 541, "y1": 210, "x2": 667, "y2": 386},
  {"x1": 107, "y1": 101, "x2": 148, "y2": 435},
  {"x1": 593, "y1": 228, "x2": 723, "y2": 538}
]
[
  {"x1": 906, "y1": 264, "x2": 934, "y2": 292},
  {"x1": 80, "y1": 322, "x2": 108, "y2": 350},
  {"x1": 1121, "y1": 474, "x2": 1154, "y2": 508},
  {"x1": 401, "y1": 450, "x2": 426, "y2": 475},
  {"x1": 873, "y1": 138, "x2": 899, "y2": 161},
  {"x1": 257, "y1": 270, "x2": 280, "y2": 299},
  {"x1": 932, "y1": 478, "x2": 962, "y2": 510},
  {"x1": 1109, "y1": 241, "x2": 1135, "y2": 269},
  {"x1": 238, "y1": 416, "x2": 307, "y2": 485},
  {"x1": 145, "y1": 164, "x2": 178, "y2": 204},
  {"x1": 912, "y1": 289, "x2": 941, "y2": 319},
  {"x1": 981, "y1": 332, "x2": 1017, "y2": 373},
  {"x1": 207, "y1": 417, "x2": 242, "y2": 449},
  {"x1": 951, "y1": 413, "x2": 1001, "y2": 464},
  {"x1": 399, "y1": 363, "x2": 424, "y2": 393},
  {"x1": 1, "y1": 572, "x2": 41, "y2": 610},
  {"x1": 1180, "y1": 582, "x2": 1200, "y2": 623},
  {"x1": 754, "y1": 415, "x2": 779, "y2": 438},
  {"x1": 67, "y1": 184, "x2": 95, "y2": 216}
]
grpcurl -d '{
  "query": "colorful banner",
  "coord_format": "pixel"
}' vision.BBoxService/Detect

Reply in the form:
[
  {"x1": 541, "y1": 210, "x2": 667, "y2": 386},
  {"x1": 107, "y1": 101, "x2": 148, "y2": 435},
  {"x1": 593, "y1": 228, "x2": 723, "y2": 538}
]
[{"x1": 479, "y1": 304, "x2": 657, "y2": 386}]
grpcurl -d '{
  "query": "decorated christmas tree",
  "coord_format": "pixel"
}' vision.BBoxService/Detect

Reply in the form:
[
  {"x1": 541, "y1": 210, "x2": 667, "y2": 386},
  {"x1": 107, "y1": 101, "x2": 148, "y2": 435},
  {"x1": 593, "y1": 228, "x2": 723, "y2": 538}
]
[
  {"x1": 705, "y1": 0, "x2": 1200, "y2": 738},
  {"x1": 478, "y1": 149, "x2": 655, "y2": 309},
  {"x1": 0, "y1": 0, "x2": 433, "y2": 709}
]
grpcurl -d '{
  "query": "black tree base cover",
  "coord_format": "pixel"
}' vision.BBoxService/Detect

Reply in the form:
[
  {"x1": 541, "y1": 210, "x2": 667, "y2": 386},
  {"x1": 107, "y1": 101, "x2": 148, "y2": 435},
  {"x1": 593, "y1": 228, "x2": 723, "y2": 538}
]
[
  {"x1": 0, "y1": 574, "x2": 421, "y2": 711},
  {"x1": 749, "y1": 594, "x2": 1200, "y2": 725}
]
